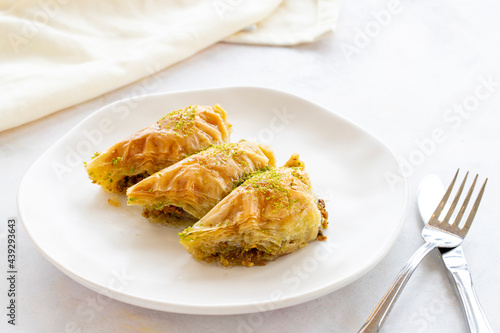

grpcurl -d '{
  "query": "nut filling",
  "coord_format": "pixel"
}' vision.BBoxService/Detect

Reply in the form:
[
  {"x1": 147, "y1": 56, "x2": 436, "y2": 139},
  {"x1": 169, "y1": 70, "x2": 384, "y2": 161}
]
[
  {"x1": 316, "y1": 198, "x2": 329, "y2": 241},
  {"x1": 142, "y1": 205, "x2": 197, "y2": 224},
  {"x1": 116, "y1": 172, "x2": 150, "y2": 193},
  {"x1": 201, "y1": 242, "x2": 282, "y2": 267}
]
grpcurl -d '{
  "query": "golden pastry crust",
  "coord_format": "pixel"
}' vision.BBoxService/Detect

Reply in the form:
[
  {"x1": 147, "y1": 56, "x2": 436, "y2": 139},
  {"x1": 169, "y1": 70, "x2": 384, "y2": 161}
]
[
  {"x1": 85, "y1": 105, "x2": 232, "y2": 193},
  {"x1": 179, "y1": 154, "x2": 328, "y2": 267},
  {"x1": 126, "y1": 141, "x2": 276, "y2": 224}
]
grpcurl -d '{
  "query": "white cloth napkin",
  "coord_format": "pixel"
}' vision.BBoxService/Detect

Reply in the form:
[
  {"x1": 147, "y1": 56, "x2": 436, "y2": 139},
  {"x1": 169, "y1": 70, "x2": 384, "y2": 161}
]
[{"x1": 0, "y1": 0, "x2": 339, "y2": 132}]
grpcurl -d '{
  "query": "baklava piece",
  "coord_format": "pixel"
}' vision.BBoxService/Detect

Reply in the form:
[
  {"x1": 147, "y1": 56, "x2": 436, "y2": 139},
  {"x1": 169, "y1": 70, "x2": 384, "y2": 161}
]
[
  {"x1": 85, "y1": 105, "x2": 232, "y2": 193},
  {"x1": 179, "y1": 154, "x2": 328, "y2": 267}
]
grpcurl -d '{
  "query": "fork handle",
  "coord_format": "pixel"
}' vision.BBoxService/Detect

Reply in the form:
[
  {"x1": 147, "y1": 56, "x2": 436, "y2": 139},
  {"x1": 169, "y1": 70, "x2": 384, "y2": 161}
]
[{"x1": 358, "y1": 242, "x2": 436, "y2": 333}]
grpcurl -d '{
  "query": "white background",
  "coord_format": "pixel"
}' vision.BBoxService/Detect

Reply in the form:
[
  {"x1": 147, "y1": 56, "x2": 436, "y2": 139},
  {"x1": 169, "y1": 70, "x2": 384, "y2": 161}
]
[{"x1": 1, "y1": 0, "x2": 500, "y2": 332}]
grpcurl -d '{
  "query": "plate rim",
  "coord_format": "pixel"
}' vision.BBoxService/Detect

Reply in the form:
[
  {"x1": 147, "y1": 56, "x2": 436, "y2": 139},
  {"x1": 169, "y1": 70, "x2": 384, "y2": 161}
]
[{"x1": 17, "y1": 85, "x2": 409, "y2": 315}]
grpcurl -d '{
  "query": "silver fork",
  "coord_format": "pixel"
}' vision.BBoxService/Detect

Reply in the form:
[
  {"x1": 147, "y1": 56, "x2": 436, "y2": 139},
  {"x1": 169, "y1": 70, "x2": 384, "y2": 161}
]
[{"x1": 359, "y1": 170, "x2": 488, "y2": 333}]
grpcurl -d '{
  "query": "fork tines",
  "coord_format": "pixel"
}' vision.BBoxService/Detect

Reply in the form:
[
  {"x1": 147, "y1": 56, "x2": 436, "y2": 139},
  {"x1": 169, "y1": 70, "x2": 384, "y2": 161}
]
[{"x1": 429, "y1": 169, "x2": 488, "y2": 238}]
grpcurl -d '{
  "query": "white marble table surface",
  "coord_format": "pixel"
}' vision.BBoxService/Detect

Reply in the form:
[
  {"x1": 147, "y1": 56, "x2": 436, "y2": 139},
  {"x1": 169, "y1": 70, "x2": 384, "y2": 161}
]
[{"x1": 1, "y1": 0, "x2": 500, "y2": 332}]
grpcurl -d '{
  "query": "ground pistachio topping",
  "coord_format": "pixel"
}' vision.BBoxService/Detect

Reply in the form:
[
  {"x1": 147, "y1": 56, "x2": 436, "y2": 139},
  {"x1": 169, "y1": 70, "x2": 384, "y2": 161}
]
[
  {"x1": 157, "y1": 106, "x2": 197, "y2": 135},
  {"x1": 188, "y1": 142, "x2": 252, "y2": 167},
  {"x1": 111, "y1": 156, "x2": 122, "y2": 166},
  {"x1": 233, "y1": 166, "x2": 272, "y2": 189},
  {"x1": 240, "y1": 167, "x2": 305, "y2": 212}
]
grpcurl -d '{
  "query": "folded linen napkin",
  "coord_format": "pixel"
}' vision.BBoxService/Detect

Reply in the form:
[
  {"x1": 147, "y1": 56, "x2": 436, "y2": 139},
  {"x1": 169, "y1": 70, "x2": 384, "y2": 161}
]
[{"x1": 0, "y1": 0, "x2": 339, "y2": 133}]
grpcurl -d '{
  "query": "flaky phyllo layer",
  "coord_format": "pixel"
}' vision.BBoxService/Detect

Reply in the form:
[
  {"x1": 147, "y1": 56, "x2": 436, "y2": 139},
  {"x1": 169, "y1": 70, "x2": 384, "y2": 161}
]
[
  {"x1": 84, "y1": 105, "x2": 232, "y2": 193},
  {"x1": 126, "y1": 141, "x2": 276, "y2": 224},
  {"x1": 179, "y1": 154, "x2": 329, "y2": 267}
]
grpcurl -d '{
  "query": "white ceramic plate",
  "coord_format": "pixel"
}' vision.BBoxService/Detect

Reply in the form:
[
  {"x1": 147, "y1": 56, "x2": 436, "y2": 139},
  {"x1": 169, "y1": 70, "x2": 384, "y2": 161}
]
[{"x1": 18, "y1": 87, "x2": 408, "y2": 315}]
